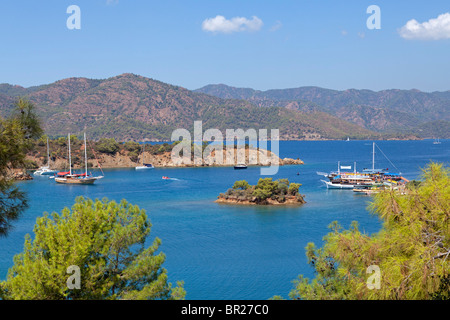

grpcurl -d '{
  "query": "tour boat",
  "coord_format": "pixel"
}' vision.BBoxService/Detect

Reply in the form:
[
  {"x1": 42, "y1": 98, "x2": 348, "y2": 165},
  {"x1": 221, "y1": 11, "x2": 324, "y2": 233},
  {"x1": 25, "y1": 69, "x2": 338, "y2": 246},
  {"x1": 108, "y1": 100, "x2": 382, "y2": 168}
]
[
  {"x1": 234, "y1": 164, "x2": 247, "y2": 170},
  {"x1": 321, "y1": 174, "x2": 375, "y2": 189},
  {"x1": 319, "y1": 142, "x2": 404, "y2": 189},
  {"x1": 54, "y1": 133, "x2": 103, "y2": 185}
]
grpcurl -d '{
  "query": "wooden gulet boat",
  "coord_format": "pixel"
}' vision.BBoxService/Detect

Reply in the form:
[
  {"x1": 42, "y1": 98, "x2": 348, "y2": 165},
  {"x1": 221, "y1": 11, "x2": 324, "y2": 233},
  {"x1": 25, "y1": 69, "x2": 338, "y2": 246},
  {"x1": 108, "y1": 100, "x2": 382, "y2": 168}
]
[
  {"x1": 54, "y1": 133, "x2": 104, "y2": 185},
  {"x1": 319, "y1": 142, "x2": 406, "y2": 190}
]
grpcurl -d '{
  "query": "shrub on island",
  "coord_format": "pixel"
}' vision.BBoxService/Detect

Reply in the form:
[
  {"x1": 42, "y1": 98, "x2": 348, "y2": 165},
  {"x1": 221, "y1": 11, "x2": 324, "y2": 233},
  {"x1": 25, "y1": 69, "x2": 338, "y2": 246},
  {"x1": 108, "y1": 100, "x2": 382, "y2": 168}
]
[{"x1": 217, "y1": 178, "x2": 306, "y2": 205}]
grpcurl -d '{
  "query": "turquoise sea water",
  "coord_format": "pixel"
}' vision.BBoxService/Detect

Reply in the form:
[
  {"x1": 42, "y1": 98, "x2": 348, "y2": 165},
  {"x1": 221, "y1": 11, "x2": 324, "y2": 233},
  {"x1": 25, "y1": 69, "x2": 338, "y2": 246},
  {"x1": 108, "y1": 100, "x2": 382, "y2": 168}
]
[{"x1": 0, "y1": 140, "x2": 448, "y2": 299}]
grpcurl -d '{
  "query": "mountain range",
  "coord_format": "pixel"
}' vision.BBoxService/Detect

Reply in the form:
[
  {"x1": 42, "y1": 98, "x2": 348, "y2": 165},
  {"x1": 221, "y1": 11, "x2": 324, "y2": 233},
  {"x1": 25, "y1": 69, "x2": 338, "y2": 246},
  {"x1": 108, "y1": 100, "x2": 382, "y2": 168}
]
[
  {"x1": 0, "y1": 73, "x2": 448, "y2": 141},
  {"x1": 195, "y1": 84, "x2": 450, "y2": 138}
]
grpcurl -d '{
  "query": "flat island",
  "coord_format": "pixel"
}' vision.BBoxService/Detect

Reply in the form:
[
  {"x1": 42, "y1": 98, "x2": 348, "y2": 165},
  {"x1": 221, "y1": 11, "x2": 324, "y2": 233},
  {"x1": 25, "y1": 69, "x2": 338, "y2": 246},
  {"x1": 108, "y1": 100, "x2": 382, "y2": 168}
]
[{"x1": 216, "y1": 178, "x2": 306, "y2": 205}]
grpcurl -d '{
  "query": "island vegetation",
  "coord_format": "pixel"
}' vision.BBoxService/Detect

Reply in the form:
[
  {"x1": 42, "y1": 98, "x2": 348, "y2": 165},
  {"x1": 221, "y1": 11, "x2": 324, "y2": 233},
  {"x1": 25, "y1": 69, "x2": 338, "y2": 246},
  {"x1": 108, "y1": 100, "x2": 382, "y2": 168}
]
[{"x1": 216, "y1": 178, "x2": 306, "y2": 205}]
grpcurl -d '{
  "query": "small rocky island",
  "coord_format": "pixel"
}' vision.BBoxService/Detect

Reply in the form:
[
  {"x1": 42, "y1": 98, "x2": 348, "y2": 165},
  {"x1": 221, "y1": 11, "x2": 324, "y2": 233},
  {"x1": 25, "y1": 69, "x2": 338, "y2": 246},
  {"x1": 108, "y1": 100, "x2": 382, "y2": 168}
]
[{"x1": 216, "y1": 178, "x2": 306, "y2": 205}]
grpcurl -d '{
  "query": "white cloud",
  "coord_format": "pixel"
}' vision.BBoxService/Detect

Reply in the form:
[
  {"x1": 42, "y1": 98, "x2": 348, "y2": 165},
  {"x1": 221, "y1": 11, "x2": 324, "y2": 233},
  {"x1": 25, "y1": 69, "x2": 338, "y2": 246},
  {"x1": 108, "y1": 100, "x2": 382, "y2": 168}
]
[
  {"x1": 270, "y1": 21, "x2": 282, "y2": 32},
  {"x1": 399, "y1": 12, "x2": 450, "y2": 40},
  {"x1": 202, "y1": 15, "x2": 263, "y2": 34}
]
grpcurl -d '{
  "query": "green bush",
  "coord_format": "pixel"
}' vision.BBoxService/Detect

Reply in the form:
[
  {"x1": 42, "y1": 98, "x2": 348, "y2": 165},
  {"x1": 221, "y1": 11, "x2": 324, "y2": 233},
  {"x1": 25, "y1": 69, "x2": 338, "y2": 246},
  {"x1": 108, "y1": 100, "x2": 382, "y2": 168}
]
[
  {"x1": 233, "y1": 180, "x2": 251, "y2": 190},
  {"x1": 123, "y1": 141, "x2": 141, "y2": 152},
  {"x1": 96, "y1": 138, "x2": 120, "y2": 154},
  {"x1": 220, "y1": 178, "x2": 305, "y2": 205},
  {"x1": 288, "y1": 183, "x2": 302, "y2": 195},
  {"x1": 252, "y1": 188, "x2": 272, "y2": 202}
]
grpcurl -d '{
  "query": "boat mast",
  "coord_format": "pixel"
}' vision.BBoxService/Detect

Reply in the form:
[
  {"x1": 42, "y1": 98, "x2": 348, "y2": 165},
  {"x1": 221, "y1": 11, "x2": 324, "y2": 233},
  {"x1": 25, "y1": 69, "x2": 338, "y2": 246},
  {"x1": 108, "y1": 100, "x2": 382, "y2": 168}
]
[
  {"x1": 47, "y1": 137, "x2": 50, "y2": 167},
  {"x1": 68, "y1": 133, "x2": 72, "y2": 175},
  {"x1": 84, "y1": 132, "x2": 88, "y2": 177},
  {"x1": 372, "y1": 142, "x2": 375, "y2": 171}
]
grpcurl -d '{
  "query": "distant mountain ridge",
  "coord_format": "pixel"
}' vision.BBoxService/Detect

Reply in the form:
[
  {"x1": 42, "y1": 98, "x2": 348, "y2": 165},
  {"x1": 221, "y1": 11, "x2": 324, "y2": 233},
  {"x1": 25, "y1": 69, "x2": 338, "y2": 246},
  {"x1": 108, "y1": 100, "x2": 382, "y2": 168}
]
[
  {"x1": 195, "y1": 84, "x2": 450, "y2": 138},
  {"x1": 0, "y1": 74, "x2": 443, "y2": 141}
]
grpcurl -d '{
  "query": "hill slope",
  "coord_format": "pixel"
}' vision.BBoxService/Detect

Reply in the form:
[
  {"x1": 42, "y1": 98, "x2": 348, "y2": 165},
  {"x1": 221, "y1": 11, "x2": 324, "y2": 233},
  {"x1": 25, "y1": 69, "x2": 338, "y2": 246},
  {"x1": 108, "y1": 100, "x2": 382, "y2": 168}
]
[
  {"x1": 196, "y1": 84, "x2": 450, "y2": 138},
  {"x1": 0, "y1": 74, "x2": 379, "y2": 141}
]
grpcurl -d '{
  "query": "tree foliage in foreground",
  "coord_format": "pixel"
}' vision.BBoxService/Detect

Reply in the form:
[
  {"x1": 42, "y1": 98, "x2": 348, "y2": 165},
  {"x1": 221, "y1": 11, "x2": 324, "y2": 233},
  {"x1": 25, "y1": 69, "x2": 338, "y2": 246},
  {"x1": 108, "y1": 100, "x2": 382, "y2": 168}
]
[
  {"x1": 0, "y1": 197, "x2": 185, "y2": 300},
  {"x1": 290, "y1": 162, "x2": 449, "y2": 300},
  {"x1": 0, "y1": 98, "x2": 42, "y2": 237}
]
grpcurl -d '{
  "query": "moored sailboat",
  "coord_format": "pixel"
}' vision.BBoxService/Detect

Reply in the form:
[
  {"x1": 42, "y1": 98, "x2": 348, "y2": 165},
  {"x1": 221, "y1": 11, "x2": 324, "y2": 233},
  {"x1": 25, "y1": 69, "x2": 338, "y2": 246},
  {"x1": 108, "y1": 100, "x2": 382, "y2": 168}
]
[
  {"x1": 54, "y1": 133, "x2": 104, "y2": 185},
  {"x1": 34, "y1": 137, "x2": 57, "y2": 176}
]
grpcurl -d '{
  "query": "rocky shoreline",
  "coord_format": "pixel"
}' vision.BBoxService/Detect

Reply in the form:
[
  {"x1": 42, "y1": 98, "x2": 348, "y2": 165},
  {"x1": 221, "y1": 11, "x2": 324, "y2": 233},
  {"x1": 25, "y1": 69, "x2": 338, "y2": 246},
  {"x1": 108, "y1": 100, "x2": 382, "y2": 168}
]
[
  {"x1": 26, "y1": 148, "x2": 304, "y2": 170},
  {"x1": 7, "y1": 169, "x2": 33, "y2": 181},
  {"x1": 215, "y1": 195, "x2": 306, "y2": 206}
]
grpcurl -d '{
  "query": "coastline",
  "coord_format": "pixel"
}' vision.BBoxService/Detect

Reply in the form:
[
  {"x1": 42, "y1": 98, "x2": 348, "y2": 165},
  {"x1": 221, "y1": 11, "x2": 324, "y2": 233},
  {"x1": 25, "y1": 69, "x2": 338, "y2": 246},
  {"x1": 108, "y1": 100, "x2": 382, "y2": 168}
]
[{"x1": 24, "y1": 148, "x2": 304, "y2": 171}]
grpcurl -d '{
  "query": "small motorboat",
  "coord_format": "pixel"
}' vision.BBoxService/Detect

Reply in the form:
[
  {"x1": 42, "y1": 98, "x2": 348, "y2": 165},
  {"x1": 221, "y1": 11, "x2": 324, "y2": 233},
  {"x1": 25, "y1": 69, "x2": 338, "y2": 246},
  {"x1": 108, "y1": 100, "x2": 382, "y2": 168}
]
[
  {"x1": 136, "y1": 163, "x2": 154, "y2": 170},
  {"x1": 234, "y1": 164, "x2": 247, "y2": 170},
  {"x1": 34, "y1": 166, "x2": 58, "y2": 176},
  {"x1": 136, "y1": 144, "x2": 154, "y2": 169},
  {"x1": 162, "y1": 176, "x2": 170, "y2": 180}
]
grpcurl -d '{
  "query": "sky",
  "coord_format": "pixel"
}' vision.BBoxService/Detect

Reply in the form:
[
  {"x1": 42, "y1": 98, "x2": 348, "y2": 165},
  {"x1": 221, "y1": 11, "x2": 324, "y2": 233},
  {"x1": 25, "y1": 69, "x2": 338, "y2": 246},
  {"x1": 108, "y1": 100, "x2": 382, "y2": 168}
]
[{"x1": 0, "y1": 0, "x2": 449, "y2": 92}]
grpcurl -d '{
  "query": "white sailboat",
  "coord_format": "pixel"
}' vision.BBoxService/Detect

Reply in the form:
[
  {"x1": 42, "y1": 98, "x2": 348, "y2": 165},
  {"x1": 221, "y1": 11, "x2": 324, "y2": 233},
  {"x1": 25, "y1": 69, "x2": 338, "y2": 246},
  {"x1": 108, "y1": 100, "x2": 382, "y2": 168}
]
[
  {"x1": 433, "y1": 138, "x2": 441, "y2": 145},
  {"x1": 54, "y1": 133, "x2": 104, "y2": 184},
  {"x1": 34, "y1": 137, "x2": 57, "y2": 176},
  {"x1": 135, "y1": 143, "x2": 154, "y2": 170}
]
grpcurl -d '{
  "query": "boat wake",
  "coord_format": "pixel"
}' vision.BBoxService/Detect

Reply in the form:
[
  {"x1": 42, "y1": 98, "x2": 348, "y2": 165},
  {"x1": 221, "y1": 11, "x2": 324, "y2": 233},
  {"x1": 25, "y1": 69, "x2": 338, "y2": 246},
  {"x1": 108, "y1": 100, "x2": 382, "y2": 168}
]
[{"x1": 162, "y1": 176, "x2": 180, "y2": 181}]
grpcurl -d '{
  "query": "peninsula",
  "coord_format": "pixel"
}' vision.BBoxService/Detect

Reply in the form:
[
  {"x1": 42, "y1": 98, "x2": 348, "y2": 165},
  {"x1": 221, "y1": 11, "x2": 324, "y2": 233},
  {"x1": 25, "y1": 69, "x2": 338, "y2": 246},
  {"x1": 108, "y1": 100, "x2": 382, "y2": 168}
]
[{"x1": 25, "y1": 137, "x2": 303, "y2": 171}]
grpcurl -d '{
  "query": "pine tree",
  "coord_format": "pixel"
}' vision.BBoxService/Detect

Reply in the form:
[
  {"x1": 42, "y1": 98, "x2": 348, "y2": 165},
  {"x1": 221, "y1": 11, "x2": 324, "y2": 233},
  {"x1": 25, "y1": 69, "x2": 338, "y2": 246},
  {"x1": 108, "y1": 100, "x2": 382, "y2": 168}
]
[
  {"x1": 0, "y1": 98, "x2": 42, "y2": 237},
  {"x1": 0, "y1": 197, "x2": 185, "y2": 300},
  {"x1": 289, "y1": 163, "x2": 449, "y2": 300}
]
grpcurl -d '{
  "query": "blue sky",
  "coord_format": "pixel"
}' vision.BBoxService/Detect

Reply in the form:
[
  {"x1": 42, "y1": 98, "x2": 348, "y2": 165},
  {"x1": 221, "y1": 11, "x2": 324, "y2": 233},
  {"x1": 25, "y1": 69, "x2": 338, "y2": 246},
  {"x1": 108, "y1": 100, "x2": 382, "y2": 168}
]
[{"x1": 0, "y1": 0, "x2": 449, "y2": 92}]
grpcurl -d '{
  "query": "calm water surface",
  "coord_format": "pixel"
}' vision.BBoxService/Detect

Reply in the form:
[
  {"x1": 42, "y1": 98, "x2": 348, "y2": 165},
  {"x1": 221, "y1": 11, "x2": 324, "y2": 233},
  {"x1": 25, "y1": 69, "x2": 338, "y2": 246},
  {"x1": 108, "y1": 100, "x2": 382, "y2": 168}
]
[{"x1": 0, "y1": 140, "x2": 448, "y2": 299}]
